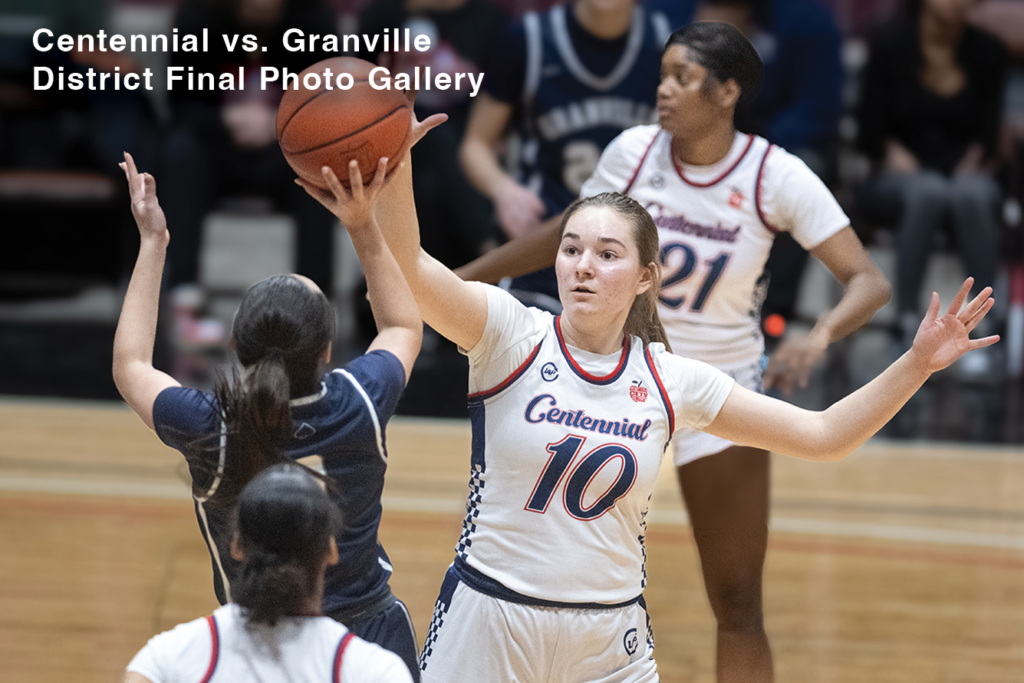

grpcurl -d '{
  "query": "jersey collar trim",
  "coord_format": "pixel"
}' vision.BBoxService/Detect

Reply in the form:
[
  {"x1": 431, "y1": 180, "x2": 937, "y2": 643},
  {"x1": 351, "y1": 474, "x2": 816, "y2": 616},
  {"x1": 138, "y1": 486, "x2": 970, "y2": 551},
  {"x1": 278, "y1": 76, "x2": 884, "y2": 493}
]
[
  {"x1": 290, "y1": 381, "x2": 327, "y2": 407},
  {"x1": 671, "y1": 133, "x2": 755, "y2": 188},
  {"x1": 550, "y1": 4, "x2": 646, "y2": 92},
  {"x1": 554, "y1": 316, "x2": 630, "y2": 385}
]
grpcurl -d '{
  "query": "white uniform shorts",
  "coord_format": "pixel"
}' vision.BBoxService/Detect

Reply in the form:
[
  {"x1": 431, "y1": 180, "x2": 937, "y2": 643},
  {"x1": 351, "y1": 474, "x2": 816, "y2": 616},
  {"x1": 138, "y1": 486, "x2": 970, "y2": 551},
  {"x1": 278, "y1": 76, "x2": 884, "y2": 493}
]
[
  {"x1": 670, "y1": 355, "x2": 766, "y2": 467},
  {"x1": 420, "y1": 565, "x2": 659, "y2": 683}
]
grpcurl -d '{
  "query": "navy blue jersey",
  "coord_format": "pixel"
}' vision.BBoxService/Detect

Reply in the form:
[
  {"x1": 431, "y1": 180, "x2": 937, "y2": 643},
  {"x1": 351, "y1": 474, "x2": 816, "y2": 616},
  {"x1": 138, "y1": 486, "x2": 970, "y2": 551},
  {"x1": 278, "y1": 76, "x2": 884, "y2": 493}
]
[
  {"x1": 487, "y1": 3, "x2": 669, "y2": 216},
  {"x1": 153, "y1": 350, "x2": 406, "y2": 616}
]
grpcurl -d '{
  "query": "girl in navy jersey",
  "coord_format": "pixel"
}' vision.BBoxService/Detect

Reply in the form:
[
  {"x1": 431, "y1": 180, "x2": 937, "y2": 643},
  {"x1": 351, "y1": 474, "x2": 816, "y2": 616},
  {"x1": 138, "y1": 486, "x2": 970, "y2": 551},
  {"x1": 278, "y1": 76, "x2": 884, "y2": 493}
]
[
  {"x1": 112, "y1": 152, "x2": 423, "y2": 680},
  {"x1": 299, "y1": 130, "x2": 996, "y2": 682},
  {"x1": 124, "y1": 463, "x2": 412, "y2": 683},
  {"x1": 461, "y1": 0, "x2": 669, "y2": 307}
]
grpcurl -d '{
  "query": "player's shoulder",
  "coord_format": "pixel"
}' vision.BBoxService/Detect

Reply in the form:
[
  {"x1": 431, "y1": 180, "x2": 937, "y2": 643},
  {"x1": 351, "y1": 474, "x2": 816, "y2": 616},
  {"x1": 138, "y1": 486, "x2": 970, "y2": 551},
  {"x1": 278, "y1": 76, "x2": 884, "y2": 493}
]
[
  {"x1": 341, "y1": 634, "x2": 414, "y2": 682},
  {"x1": 758, "y1": 140, "x2": 822, "y2": 186},
  {"x1": 611, "y1": 124, "x2": 663, "y2": 153}
]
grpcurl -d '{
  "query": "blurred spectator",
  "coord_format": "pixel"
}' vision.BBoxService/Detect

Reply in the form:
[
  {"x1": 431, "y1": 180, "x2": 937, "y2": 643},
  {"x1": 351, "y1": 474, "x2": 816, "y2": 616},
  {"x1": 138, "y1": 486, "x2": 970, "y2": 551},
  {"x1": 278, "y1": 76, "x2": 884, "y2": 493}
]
[
  {"x1": 856, "y1": 0, "x2": 1007, "y2": 359},
  {"x1": 355, "y1": 0, "x2": 506, "y2": 271},
  {"x1": 648, "y1": 0, "x2": 845, "y2": 331},
  {"x1": 158, "y1": 0, "x2": 338, "y2": 346},
  {"x1": 460, "y1": 0, "x2": 668, "y2": 309},
  {"x1": 0, "y1": 0, "x2": 149, "y2": 294}
]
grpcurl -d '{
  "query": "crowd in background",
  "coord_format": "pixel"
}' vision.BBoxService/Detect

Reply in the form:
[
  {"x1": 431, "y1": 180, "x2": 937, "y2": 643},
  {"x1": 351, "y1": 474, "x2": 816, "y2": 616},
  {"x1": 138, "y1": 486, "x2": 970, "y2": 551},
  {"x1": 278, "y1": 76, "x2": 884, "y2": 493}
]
[{"x1": 1, "y1": 0, "x2": 1022, "y2": 393}]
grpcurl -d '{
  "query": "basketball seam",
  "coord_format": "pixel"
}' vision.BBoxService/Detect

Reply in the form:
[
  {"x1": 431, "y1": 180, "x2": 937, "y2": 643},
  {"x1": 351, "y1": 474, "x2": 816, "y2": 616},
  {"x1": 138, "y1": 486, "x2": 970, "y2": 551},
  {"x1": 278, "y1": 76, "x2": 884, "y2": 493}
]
[
  {"x1": 281, "y1": 102, "x2": 409, "y2": 155},
  {"x1": 277, "y1": 78, "x2": 371, "y2": 138}
]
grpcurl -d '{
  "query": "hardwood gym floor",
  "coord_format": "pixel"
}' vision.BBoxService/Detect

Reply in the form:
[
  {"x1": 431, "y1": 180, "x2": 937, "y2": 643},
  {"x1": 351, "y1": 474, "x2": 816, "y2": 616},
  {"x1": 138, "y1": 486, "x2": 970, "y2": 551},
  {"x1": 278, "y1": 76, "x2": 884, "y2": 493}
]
[{"x1": 1, "y1": 399, "x2": 1023, "y2": 682}]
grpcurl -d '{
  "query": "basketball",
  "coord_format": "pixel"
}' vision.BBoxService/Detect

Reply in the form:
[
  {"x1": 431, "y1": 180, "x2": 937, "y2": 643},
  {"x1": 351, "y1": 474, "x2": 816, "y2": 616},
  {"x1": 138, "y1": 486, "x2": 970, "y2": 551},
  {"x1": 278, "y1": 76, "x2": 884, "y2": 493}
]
[{"x1": 276, "y1": 57, "x2": 411, "y2": 189}]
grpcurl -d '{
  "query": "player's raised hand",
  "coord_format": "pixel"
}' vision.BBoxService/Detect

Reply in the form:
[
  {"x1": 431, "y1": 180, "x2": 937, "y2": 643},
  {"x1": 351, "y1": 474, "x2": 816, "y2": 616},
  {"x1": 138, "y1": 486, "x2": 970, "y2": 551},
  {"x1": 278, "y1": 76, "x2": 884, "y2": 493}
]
[
  {"x1": 119, "y1": 152, "x2": 167, "y2": 241},
  {"x1": 906, "y1": 278, "x2": 999, "y2": 375},
  {"x1": 296, "y1": 157, "x2": 389, "y2": 231},
  {"x1": 496, "y1": 180, "x2": 546, "y2": 239},
  {"x1": 763, "y1": 333, "x2": 828, "y2": 395}
]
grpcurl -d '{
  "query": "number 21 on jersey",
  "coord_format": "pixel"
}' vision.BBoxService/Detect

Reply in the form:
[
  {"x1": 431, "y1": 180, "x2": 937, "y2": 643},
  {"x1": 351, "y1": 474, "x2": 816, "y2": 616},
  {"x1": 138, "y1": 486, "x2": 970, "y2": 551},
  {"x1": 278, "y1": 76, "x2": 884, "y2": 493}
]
[
  {"x1": 525, "y1": 435, "x2": 637, "y2": 520},
  {"x1": 659, "y1": 241, "x2": 732, "y2": 312}
]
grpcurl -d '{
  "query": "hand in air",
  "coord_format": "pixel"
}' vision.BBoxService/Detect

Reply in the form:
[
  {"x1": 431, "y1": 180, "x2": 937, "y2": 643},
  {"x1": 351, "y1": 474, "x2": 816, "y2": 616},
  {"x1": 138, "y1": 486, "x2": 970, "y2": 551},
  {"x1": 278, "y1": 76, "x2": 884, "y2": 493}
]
[
  {"x1": 762, "y1": 332, "x2": 828, "y2": 395},
  {"x1": 496, "y1": 180, "x2": 546, "y2": 239},
  {"x1": 907, "y1": 278, "x2": 999, "y2": 375},
  {"x1": 296, "y1": 157, "x2": 391, "y2": 231},
  {"x1": 119, "y1": 152, "x2": 167, "y2": 241}
]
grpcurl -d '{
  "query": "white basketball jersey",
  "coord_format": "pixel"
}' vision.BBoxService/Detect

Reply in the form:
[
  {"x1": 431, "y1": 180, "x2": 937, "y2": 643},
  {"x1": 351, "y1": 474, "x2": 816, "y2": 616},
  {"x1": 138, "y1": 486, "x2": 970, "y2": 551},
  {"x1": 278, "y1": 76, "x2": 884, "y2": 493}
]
[
  {"x1": 126, "y1": 603, "x2": 411, "y2": 683},
  {"x1": 582, "y1": 125, "x2": 849, "y2": 364},
  {"x1": 458, "y1": 287, "x2": 733, "y2": 604}
]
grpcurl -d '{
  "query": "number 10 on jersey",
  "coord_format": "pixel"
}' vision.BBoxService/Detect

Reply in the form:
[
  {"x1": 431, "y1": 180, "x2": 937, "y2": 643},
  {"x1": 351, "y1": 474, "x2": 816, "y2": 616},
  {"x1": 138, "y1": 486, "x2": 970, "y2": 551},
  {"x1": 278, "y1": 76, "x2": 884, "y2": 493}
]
[{"x1": 525, "y1": 435, "x2": 638, "y2": 520}]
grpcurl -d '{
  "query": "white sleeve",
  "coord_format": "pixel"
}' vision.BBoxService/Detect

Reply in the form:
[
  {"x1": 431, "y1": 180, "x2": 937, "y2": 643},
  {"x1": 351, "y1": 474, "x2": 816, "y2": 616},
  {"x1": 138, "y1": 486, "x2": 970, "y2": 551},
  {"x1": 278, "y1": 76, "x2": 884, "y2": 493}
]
[
  {"x1": 649, "y1": 345, "x2": 736, "y2": 431},
  {"x1": 580, "y1": 125, "x2": 660, "y2": 198},
  {"x1": 758, "y1": 147, "x2": 849, "y2": 251},
  {"x1": 341, "y1": 638, "x2": 414, "y2": 683},
  {"x1": 126, "y1": 620, "x2": 210, "y2": 683},
  {"x1": 462, "y1": 285, "x2": 550, "y2": 394}
]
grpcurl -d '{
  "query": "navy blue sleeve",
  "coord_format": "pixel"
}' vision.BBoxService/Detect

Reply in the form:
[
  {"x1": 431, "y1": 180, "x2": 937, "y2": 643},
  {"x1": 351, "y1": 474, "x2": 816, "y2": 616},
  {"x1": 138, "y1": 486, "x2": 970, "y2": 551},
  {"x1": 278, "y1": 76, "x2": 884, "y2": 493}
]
[
  {"x1": 763, "y1": 4, "x2": 843, "y2": 152},
  {"x1": 483, "y1": 21, "x2": 527, "y2": 104},
  {"x1": 341, "y1": 349, "x2": 407, "y2": 427},
  {"x1": 152, "y1": 387, "x2": 221, "y2": 453}
]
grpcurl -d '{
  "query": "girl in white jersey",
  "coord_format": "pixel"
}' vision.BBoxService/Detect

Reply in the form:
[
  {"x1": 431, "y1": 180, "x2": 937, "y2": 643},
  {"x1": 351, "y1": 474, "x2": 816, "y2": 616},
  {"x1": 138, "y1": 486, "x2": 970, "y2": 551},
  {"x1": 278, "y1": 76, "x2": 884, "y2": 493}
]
[
  {"x1": 123, "y1": 463, "x2": 412, "y2": 683},
  {"x1": 455, "y1": 22, "x2": 894, "y2": 680},
  {"x1": 298, "y1": 137, "x2": 996, "y2": 682}
]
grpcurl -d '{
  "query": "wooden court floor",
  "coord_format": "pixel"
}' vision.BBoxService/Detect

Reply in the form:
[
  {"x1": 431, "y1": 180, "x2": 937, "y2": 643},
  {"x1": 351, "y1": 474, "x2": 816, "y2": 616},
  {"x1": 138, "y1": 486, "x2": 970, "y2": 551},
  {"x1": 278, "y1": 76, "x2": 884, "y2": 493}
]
[{"x1": 2, "y1": 398, "x2": 1024, "y2": 682}]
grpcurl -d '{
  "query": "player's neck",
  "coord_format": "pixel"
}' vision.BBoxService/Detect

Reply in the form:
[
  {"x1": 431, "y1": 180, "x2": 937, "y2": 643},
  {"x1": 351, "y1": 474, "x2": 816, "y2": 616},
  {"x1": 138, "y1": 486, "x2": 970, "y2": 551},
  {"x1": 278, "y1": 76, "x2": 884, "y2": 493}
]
[
  {"x1": 560, "y1": 315, "x2": 627, "y2": 356},
  {"x1": 574, "y1": 0, "x2": 633, "y2": 40},
  {"x1": 670, "y1": 125, "x2": 737, "y2": 167}
]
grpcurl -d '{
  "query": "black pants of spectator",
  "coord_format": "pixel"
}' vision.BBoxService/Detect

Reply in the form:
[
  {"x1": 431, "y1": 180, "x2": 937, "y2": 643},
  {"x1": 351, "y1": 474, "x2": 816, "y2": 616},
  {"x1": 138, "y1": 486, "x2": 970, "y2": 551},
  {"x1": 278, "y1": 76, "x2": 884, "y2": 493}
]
[
  {"x1": 159, "y1": 125, "x2": 335, "y2": 294},
  {"x1": 858, "y1": 170, "x2": 1000, "y2": 318}
]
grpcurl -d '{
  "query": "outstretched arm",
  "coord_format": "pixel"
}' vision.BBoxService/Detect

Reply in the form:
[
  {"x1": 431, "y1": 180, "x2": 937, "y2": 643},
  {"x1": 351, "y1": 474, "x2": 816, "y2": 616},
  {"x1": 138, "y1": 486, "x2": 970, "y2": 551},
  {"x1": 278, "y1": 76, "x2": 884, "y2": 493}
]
[
  {"x1": 764, "y1": 227, "x2": 891, "y2": 393},
  {"x1": 454, "y1": 215, "x2": 562, "y2": 283},
  {"x1": 298, "y1": 159, "x2": 423, "y2": 381},
  {"x1": 112, "y1": 153, "x2": 181, "y2": 431},
  {"x1": 298, "y1": 115, "x2": 489, "y2": 352},
  {"x1": 709, "y1": 279, "x2": 996, "y2": 460}
]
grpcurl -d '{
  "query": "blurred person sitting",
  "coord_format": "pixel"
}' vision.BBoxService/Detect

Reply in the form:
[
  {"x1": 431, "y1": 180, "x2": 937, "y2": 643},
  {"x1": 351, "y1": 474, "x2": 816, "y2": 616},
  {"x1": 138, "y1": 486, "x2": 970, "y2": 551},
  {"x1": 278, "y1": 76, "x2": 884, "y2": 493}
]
[
  {"x1": 122, "y1": 464, "x2": 412, "y2": 683},
  {"x1": 158, "y1": 0, "x2": 339, "y2": 347},
  {"x1": 856, "y1": 0, "x2": 1008, "y2": 362}
]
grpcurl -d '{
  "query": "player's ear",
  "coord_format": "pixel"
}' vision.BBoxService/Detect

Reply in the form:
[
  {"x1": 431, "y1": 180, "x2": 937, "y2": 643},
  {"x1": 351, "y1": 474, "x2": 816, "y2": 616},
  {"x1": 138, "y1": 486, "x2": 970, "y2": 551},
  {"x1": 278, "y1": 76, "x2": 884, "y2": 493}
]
[
  {"x1": 718, "y1": 78, "x2": 741, "y2": 110},
  {"x1": 636, "y1": 262, "x2": 654, "y2": 297},
  {"x1": 230, "y1": 534, "x2": 245, "y2": 561},
  {"x1": 326, "y1": 537, "x2": 339, "y2": 566}
]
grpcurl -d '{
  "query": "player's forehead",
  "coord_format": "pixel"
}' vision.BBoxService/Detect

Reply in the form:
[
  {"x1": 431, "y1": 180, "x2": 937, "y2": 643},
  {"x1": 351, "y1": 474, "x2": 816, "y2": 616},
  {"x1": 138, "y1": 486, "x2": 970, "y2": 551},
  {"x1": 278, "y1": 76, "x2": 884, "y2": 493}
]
[
  {"x1": 661, "y1": 44, "x2": 705, "y2": 75},
  {"x1": 563, "y1": 206, "x2": 636, "y2": 248}
]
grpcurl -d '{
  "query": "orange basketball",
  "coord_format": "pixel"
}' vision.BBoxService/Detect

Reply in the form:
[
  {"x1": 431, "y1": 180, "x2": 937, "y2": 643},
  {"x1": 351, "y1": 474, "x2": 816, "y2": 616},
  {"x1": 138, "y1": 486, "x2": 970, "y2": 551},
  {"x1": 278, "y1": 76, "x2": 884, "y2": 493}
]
[{"x1": 276, "y1": 57, "x2": 411, "y2": 189}]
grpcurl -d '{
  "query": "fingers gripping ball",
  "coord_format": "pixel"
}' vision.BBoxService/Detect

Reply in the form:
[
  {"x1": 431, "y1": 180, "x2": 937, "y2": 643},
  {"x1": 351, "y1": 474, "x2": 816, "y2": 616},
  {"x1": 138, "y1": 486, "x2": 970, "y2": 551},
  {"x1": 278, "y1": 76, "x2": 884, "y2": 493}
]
[{"x1": 276, "y1": 57, "x2": 411, "y2": 188}]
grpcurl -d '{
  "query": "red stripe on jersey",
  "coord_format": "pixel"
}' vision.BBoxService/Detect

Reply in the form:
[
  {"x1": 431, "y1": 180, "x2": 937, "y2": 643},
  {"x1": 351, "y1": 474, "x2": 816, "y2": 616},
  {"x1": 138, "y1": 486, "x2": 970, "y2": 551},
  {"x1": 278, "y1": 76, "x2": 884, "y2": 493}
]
[
  {"x1": 672, "y1": 133, "x2": 755, "y2": 188},
  {"x1": 644, "y1": 347, "x2": 675, "y2": 437},
  {"x1": 622, "y1": 129, "x2": 662, "y2": 195},
  {"x1": 555, "y1": 316, "x2": 630, "y2": 384},
  {"x1": 468, "y1": 340, "x2": 543, "y2": 400},
  {"x1": 200, "y1": 615, "x2": 220, "y2": 683},
  {"x1": 754, "y1": 145, "x2": 780, "y2": 233},
  {"x1": 333, "y1": 632, "x2": 356, "y2": 683}
]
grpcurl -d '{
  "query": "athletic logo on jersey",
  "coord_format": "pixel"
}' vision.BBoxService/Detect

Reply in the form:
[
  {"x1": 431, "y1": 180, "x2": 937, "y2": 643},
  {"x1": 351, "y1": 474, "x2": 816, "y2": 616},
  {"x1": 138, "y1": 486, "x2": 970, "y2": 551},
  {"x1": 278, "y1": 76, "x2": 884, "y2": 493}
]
[
  {"x1": 624, "y1": 628, "x2": 638, "y2": 655},
  {"x1": 629, "y1": 380, "x2": 648, "y2": 403},
  {"x1": 294, "y1": 422, "x2": 316, "y2": 439},
  {"x1": 650, "y1": 173, "x2": 665, "y2": 190},
  {"x1": 729, "y1": 188, "x2": 744, "y2": 209},
  {"x1": 541, "y1": 362, "x2": 559, "y2": 382}
]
